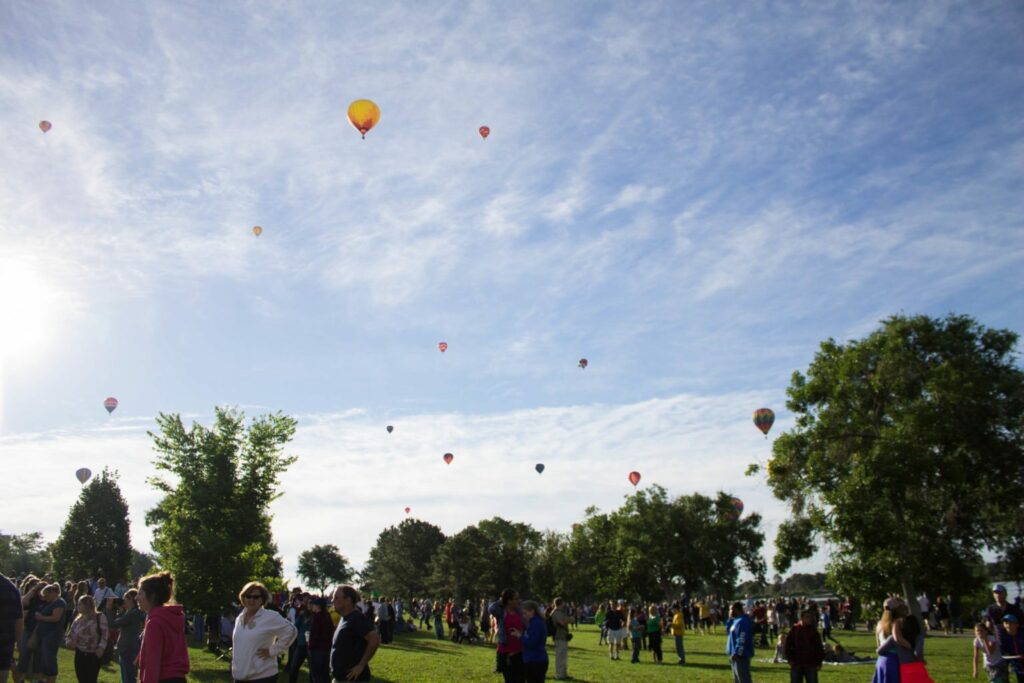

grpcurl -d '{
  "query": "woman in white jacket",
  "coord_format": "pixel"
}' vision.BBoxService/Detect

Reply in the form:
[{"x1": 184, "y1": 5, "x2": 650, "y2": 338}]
[{"x1": 232, "y1": 582, "x2": 297, "y2": 683}]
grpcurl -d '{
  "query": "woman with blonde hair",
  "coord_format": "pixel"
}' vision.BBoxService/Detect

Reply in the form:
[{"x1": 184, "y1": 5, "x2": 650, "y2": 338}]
[
  {"x1": 873, "y1": 597, "x2": 912, "y2": 683},
  {"x1": 137, "y1": 572, "x2": 189, "y2": 683},
  {"x1": 66, "y1": 594, "x2": 108, "y2": 683},
  {"x1": 231, "y1": 581, "x2": 296, "y2": 683}
]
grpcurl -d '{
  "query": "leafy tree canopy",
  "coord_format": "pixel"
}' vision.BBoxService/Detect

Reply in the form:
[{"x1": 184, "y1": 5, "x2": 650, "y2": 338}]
[
  {"x1": 362, "y1": 520, "x2": 445, "y2": 598},
  {"x1": 51, "y1": 468, "x2": 132, "y2": 581},
  {"x1": 765, "y1": 314, "x2": 1024, "y2": 604},
  {"x1": 297, "y1": 544, "x2": 354, "y2": 595},
  {"x1": 146, "y1": 407, "x2": 296, "y2": 616}
]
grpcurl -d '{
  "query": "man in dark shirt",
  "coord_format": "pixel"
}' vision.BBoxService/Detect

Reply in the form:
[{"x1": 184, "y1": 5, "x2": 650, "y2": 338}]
[
  {"x1": 987, "y1": 585, "x2": 1024, "y2": 637},
  {"x1": 0, "y1": 574, "x2": 24, "y2": 683},
  {"x1": 330, "y1": 585, "x2": 379, "y2": 682}
]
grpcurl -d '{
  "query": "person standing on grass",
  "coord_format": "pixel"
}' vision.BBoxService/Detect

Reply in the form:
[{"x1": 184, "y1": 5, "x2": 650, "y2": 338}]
[
  {"x1": 136, "y1": 572, "x2": 189, "y2": 683},
  {"x1": 112, "y1": 589, "x2": 145, "y2": 683},
  {"x1": 785, "y1": 608, "x2": 824, "y2": 683},
  {"x1": 330, "y1": 585, "x2": 379, "y2": 682},
  {"x1": 549, "y1": 598, "x2": 571, "y2": 681},
  {"x1": 66, "y1": 594, "x2": 106, "y2": 683},
  {"x1": 520, "y1": 601, "x2": 548, "y2": 683},
  {"x1": 232, "y1": 581, "x2": 297, "y2": 683},
  {"x1": 604, "y1": 601, "x2": 625, "y2": 661},
  {"x1": 491, "y1": 590, "x2": 525, "y2": 683},
  {"x1": 628, "y1": 608, "x2": 643, "y2": 664},
  {"x1": 306, "y1": 598, "x2": 334, "y2": 683},
  {"x1": 29, "y1": 585, "x2": 64, "y2": 683},
  {"x1": 670, "y1": 604, "x2": 686, "y2": 665},
  {"x1": 973, "y1": 622, "x2": 1007, "y2": 682},
  {"x1": 647, "y1": 605, "x2": 664, "y2": 664},
  {"x1": 727, "y1": 601, "x2": 754, "y2": 683}
]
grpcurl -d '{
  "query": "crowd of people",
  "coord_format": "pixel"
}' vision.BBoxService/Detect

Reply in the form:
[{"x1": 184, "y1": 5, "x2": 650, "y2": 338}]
[{"x1": 2, "y1": 569, "x2": 1023, "y2": 683}]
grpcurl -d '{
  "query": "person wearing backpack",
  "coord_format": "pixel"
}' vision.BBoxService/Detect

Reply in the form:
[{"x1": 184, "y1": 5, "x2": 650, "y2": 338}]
[
  {"x1": 549, "y1": 598, "x2": 572, "y2": 680},
  {"x1": 65, "y1": 595, "x2": 107, "y2": 683}
]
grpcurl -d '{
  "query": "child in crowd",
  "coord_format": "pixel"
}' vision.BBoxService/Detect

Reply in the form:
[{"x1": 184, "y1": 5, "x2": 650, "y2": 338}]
[
  {"x1": 974, "y1": 622, "x2": 1008, "y2": 682},
  {"x1": 628, "y1": 609, "x2": 644, "y2": 664}
]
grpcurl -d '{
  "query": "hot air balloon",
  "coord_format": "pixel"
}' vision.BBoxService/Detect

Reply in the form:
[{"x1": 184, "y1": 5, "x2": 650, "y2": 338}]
[
  {"x1": 347, "y1": 99, "x2": 380, "y2": 139},
  {"x1": 252, "y1": 225, "x2": 263, "y2": 236},
  {"x1": 535, "y1": 463, "x2": 545, "y2": 474},
  {"x1": 628, "y1": 471, "x2": 641, "y2": 487},
  {"x1": 438, "y1": 342, "x2": 448, "y2": 353},
  {"x1": 729, "y1": 497, "x2": 744, "y2": 520},
  {"x1": 753, "y1": 408, "x2": 775, "y2": 438},
  {"x1": 39, "y1": 121, "x2": 52, "y2": 133},
  {"x1": 75, "y1": 468, "x2": 91, "y2": 484},
  {"x1": 404, "y1": 507, "x2": 411, "y2": 514},
  {"x1": 443, "y1": 453, "x2": 453, "y2": 465},
  {"x1": 578, "y1": 358, "x2": 588, "y2": 369},
  {"x1": 386, "y1": 425, "x2": 394, "y2": 434},
  {"x1": 103, "y1": 397, "x2": 118, "y2": 414},
  {"x1": 479, "y1": 126, "x2": 490, "y2": 139}
]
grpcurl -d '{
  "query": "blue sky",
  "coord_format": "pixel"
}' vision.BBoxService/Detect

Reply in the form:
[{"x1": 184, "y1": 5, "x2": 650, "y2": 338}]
[{"x1": 1, "y1": 1, "x2": 1022, "y2": 581}]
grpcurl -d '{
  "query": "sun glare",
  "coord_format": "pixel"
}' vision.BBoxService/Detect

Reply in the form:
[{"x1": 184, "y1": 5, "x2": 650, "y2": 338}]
[{"x1": 0, "y1": 257, "x2": 55, "y2": 360}]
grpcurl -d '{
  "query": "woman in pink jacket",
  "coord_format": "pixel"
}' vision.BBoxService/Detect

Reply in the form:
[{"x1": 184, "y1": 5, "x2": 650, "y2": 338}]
[{"x1": 136, "y1": 572, "x2": 189, "y2": 683}]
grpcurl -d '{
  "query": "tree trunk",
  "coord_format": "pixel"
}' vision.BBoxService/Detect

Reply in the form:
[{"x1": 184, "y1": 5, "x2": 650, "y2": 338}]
[{"x1": 900, "y1": 573, "x2": 925, "y2": 631}]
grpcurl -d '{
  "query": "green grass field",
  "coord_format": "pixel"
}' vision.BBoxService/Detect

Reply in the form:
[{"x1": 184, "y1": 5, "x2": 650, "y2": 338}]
[{"x1": 57, "y1": 624, "x2": 974, "y2": 682}]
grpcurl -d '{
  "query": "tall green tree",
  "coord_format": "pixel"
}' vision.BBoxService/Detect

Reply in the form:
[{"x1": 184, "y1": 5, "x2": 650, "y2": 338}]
[
  {"x1": 297, "y1": 544, "x2": 354, "y2": 595},
  {"x1": 429, "y1": 526, "x2": 492, "y2": 602},
  {"x1": 146, "y1": 408, "x2": 297, "y2": 616},
  {"x1": 764, "y1": 314, "x2": 1024, "y2": 607},
  {"x1": 51, "y1": 468, "x2": 132, "y2": 580},
  {"x1": 362, "y1": 520, "x2": 445, "y2": 598},
  {"x1": 0, "y1": 531, "x2": 51, "y2": 576}
]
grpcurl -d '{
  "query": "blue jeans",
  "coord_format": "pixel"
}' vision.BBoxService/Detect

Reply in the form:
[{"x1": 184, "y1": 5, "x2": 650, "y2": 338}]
[
  {"x1": 731, "y1": 656, "x2": 753, "y2": 683},
  {"x1": 119, "y1": 652, "x2": 138, "y2": 683},
  {"x1": 674, "y1": 635, "x2": 685, "y2": 662}
]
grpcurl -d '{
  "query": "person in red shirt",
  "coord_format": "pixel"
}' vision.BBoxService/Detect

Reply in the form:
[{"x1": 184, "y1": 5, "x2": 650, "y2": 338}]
[
  {"x1": 785, "y1": 608, "x2": 824, "y2": 683},
  {"x1": 136, "y1": 573, "x2": 189, "y2": 683},
  {"x1": 494, "y1": 590, "x2": 524, "y2": 683}
]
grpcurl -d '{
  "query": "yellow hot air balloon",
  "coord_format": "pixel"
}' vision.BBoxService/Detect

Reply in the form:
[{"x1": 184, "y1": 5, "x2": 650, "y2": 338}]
[
  {"x1": 347, "y1": 99, "x2": 380, "y2": 139},
  {"x1": 252, "y1": 225, "x2": 263, "y2": 236}
]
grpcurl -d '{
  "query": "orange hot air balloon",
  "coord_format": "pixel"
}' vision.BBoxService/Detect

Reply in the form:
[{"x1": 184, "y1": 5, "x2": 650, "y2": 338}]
[
  {"x1": 628, "y1": 471, "x2": 641, "y2": 487},
  {"x1": 39, "y1": 121, "x2": 52, "y2": 133},
  {"x1": 252, "y1": 225, "x2": 263, "y2": 236},
  {"x1": 443, "y1": 452, "x2": 453, "y2": 465},
  {"x1": 347, "y1": 99, "x2": 380, "y2": 139},
  {"x1": 404, "y1": 506, "x2": 411, "y2": 514},
  {"x1": 479, "y1": 126, "x2": 490, "y2": 139},
  {"x1": 438, "y1": 342, "x2": 448, "y2": 353}
]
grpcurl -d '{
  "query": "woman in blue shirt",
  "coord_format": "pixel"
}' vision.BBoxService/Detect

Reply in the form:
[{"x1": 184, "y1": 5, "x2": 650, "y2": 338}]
[{"x1": 520, "y1": 601, "x2": 548, "y2": 683}]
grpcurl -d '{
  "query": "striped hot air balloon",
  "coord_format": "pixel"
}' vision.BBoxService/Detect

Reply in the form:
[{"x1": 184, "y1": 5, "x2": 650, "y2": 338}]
[
  {"x1": 753, "y1": 408, "x2": 774, "y2": 438},
  {"x1": 104, "y1": 397, "x2": 118, "y2": 414}
]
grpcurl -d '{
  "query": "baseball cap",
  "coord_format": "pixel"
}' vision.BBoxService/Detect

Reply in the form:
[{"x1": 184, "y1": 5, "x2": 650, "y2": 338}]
[
  {"x1": 1003, "y1": 614, "x2": 1019, "y2": 624},
  {"x1": 993, "y1": 584, "x2": 1007, "y2": 594}
]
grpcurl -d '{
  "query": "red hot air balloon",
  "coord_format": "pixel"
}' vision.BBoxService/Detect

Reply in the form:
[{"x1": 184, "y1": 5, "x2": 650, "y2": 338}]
[
  {"x1": 730, "y1": 497, "x2": 744, "y2": 519},
  {"x1": 753, "y1": 408, "x2": 775, "y2": 438},
  {"x1": 443, "y1": 453, "x2": 453, "y2": 465},
  {"x1": 104, "y1": 397, "x2": 118, "y2": 414},
  {"x1": 404, "y1": 507, "x2": 411, "y2": 514},
  {"x1": 628, "y1": 471, "x2": 641, "y2": 487},
  {"x1": 578, "y1": 358, "x2": 588, "y2": 369},
  {"x1": 479, "y1": 126, "x2": 490, "y2": 139},
  {"x1": 386, "y1": 425, "x2": 394, "y2": 434},
  {"x1": 39, "y1": 121, "x2": 52, "y2": 133},
  {"x1": 438, "y1": 342, "x2": 448, "y2": 353},
  {"x1": 75, "y1": 468, "x2": 91, "y2": 484}
]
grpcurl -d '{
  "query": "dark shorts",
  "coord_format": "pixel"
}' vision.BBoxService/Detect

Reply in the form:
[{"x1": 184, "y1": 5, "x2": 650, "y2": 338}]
[{"x1": 0, "y1": 639, "x2": 13, "y2": 670}]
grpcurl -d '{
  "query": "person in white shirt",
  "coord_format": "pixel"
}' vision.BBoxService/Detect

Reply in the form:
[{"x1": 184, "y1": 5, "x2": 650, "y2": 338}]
[
  {"x1": 92, "y1": 578, "x2": 116, "y2": 604},
  {"x1": 232, "y1": 581, "x2": 297, "y2": 682},
  {"x1": 918, "y1": 593, "x2": 931, "y2": 632}
]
